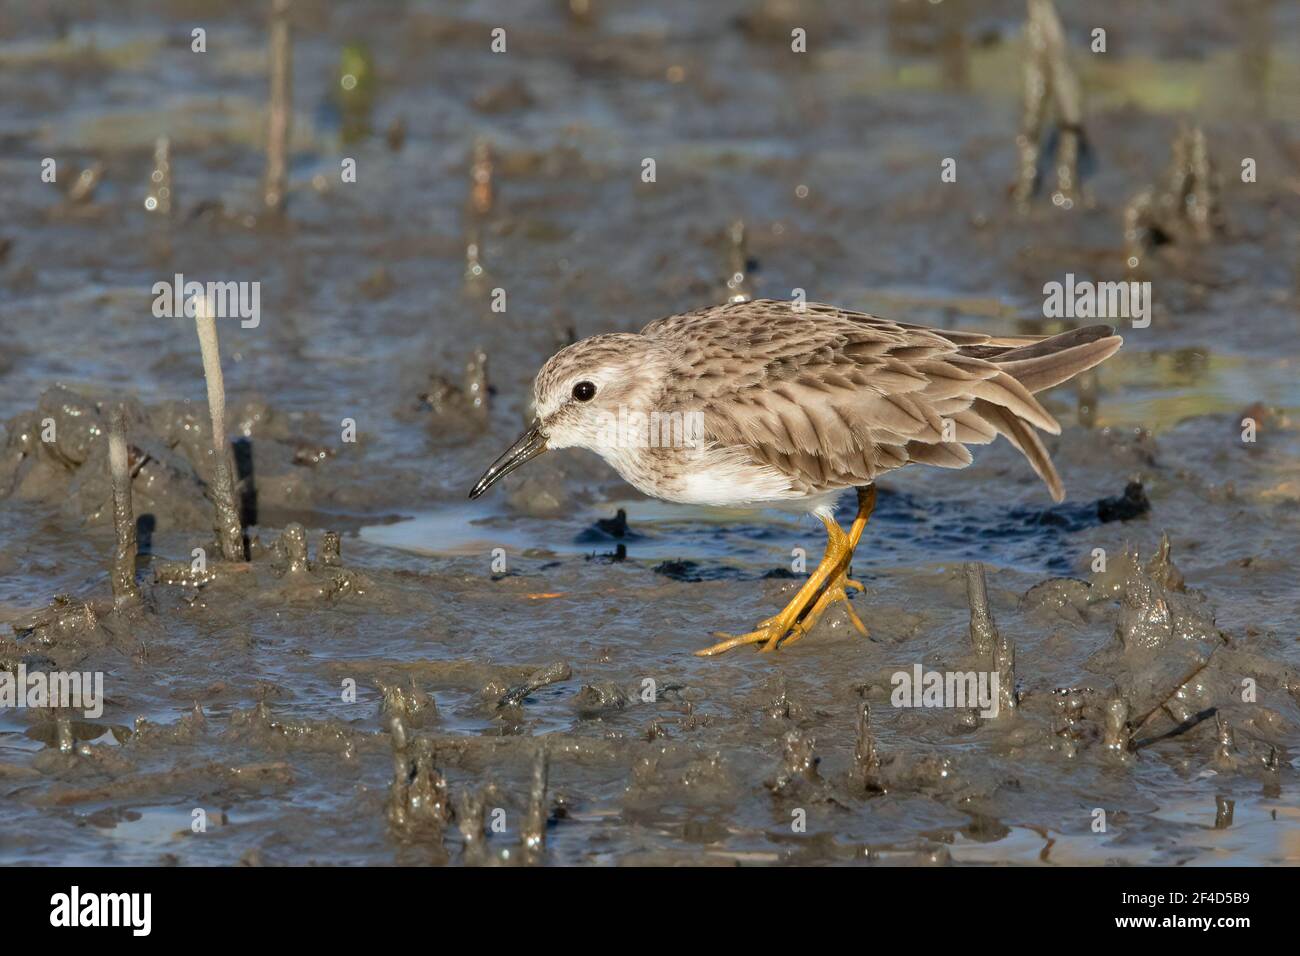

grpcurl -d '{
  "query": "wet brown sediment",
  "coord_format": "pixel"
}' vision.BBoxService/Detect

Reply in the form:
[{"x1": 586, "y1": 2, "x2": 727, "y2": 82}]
[
  {"x1": 2, "y1": 397, "x2": 1288, "y2": 864},
  {"x1": 417, "y1": 349, "x2": 492, "y2": 423},
  {"x1": 769, "y1": 729, "x2": 822, "y2": 796},
  {"x1": 274, "y1": 523, "x2": 308, "y2": 575},
  {"x1": 853, "y1": 701, "x2": 882, "y2": 793},
  {"x1": 1214, "y1": 712, "x2": 1239, "y2": 770},
  {"x1": 1114, "y1": 545, "x2": 1224, "y2": 736},
  {"x1": 379, "y1": 679, "x2": 438, "y2": 730},
  {"x1": 318, "y1": 530, "x2": 342, "y2": 567},
  {"x1": 1214, "y1": 794, "x2": 1235, "y2": 829},
  {"x1": 574, "y1": 680, "x2": 629, "y2": 719},
  {"x1": 385, "y1": 723, "x2": 452, "y2": 847},
  {"x1": 455, "y1": 788, "x2": 489, "y2": 863},
  {"x1": 34, "y1": 760, "x2": 295, "y2": 808},
  {"x1": 1102, "y1": 696, "x2": 1131, "y2": 754},
  {"x1": 1263, "y1": 748, "x2": 1282, "y2": 798}
]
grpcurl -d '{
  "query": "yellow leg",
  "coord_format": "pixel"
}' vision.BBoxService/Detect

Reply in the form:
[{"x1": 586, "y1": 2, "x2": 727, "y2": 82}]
[
  {"x1": 753, "y1": 484, "x2": 874, "y2": 629},
  {"x1": 695, "y1": 486, "x2": 876, "y2": 657},
  {"x1": 764, "y1": 486, "x2": 875, "y2": 651},
  {"x1": 845, "y1": 485, "x2": 875, "y2": 552},
  {"x1": 694, "y1": 514, "x2": 849, "y2": 656}
]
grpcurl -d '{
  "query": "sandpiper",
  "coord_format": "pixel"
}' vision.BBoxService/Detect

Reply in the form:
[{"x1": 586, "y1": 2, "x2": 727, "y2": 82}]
[{"x1": 470, "y1": 299, "x2": 1122, "y2": 656}]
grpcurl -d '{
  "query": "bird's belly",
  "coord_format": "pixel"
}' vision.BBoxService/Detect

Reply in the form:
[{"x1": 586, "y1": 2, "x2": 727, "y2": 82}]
[
  {"x1": 598, "y1": 445, "x2": 805, "y2": 507},
  {"x1": 673, "y1": 464, "x2": 801, "y2": 505}
]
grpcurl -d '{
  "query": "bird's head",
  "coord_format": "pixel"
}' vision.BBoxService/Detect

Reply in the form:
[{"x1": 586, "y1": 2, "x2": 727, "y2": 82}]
[{"x1": 469, "y1": 333, "x2": 672, "y2": 498}]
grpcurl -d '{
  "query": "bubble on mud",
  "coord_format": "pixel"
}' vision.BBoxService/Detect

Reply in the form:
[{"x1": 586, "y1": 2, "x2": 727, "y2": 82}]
[
  {"x1": 386, "y1": 731, "x2": 452, "y2": 845},
  {"x1": 574, "y1": 681, "x2": 629, "y2": 719},
  {"x1": 1085, "y1": 537, "x2": 1228, "y2": 747},
  {"x1": 379, "y1": 680, "x2": 438, "y2": 730},
  {"x1": 767, "y1": 729, "x2": 822, "y2": 797},
  {"x1": 7, "y1": 595, "x2": 109, "y2": 651}
]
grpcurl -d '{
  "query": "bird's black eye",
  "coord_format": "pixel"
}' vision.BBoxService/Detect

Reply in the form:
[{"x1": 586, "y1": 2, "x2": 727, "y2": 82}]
[{"x1": 572, "y1": 381, "x2": 596, "y2": 402}]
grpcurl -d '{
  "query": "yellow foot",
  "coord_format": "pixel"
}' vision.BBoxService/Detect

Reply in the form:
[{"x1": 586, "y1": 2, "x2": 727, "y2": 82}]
[
  {"x1": 695, "y1": 567, "x2": 868, "y2": 657},
  {"x1": 695, "y1": 583, "x2": 835, "y2": 657},
  {"x1": 695, "y1": 621, "x2": 788, "y2": 657},
  {"x1": 762, "y1": 569, "x2": 868, "y2": 652},
  {"x1": 694, "y1": 486, "x2": 876, "y2": 659}
]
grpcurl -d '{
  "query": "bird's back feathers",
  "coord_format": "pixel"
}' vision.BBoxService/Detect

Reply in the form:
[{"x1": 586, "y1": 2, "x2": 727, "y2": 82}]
[{"x1": 644, "y1": 299, "x2": 1122, "y2": 503}]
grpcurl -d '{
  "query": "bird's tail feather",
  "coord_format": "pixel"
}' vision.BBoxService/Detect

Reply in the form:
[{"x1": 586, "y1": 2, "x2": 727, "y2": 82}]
[
  {"x1": 989, "y1": 325, "x2": 1123, "y2": 394},
  {"x1": 972, "y1": 399, "x2": 1066, "y2": 502},
  {"x1": 962, "y1": 325, "x2": 1122, "y2": 502}
]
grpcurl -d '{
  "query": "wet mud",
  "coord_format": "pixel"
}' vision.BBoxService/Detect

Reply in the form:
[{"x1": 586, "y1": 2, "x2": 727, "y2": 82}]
[{"x1": 1, "y1": 0, "x2": 1298, "y2": 865}]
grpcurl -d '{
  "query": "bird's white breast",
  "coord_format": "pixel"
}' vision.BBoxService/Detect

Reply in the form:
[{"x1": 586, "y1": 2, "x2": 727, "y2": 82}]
[{"x1": 593, "y1": 442, "x2": 803, "y2": 507}]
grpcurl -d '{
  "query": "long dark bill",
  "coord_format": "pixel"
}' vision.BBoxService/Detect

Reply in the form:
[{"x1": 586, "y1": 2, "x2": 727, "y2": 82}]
[{"x1": 468, "y1": 422, "x2": 549, "y2": 499}]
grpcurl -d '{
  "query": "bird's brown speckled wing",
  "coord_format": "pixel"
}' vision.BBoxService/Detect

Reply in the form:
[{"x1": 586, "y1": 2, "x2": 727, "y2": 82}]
[{"x1": 643, "y1": 299, "x2": 1121, "y2": 501}]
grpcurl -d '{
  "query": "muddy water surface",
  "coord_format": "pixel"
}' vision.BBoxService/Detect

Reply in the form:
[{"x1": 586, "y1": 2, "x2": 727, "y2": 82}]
[{"x1": 1, "y1": 0, "x2": 1298, "y2": 865}]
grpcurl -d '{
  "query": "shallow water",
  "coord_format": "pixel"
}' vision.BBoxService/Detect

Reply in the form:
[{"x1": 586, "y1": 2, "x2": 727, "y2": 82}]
[{"x1": 1, "y1": 0, "x2": 1298, "y2": 866}]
